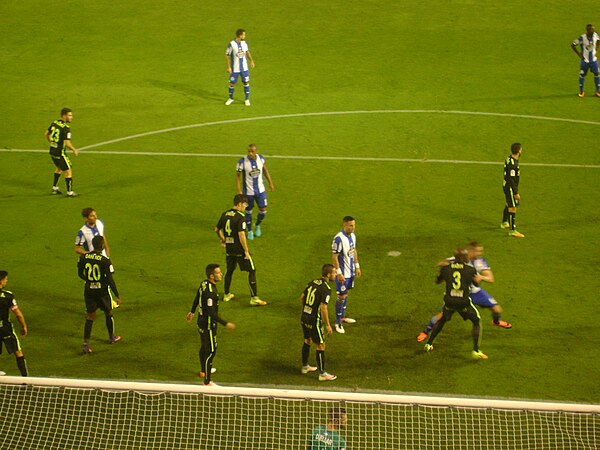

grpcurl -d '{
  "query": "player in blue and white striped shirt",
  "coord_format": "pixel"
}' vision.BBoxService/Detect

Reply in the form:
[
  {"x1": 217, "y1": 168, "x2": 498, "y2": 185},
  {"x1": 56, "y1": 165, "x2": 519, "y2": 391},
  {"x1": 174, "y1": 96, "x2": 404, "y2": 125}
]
[
  {"x1": 236, "y1": 144, "x2": 275, "y2": 240},
  {"x1": 331, "y1": 216, "x2": 362, "y2": 334},
  {"x1": 225, "y1": 29, "x2": 255, "y2": 106},
  {"x1": 571, "y1": 24, "x2": 600, "y2": 97}
]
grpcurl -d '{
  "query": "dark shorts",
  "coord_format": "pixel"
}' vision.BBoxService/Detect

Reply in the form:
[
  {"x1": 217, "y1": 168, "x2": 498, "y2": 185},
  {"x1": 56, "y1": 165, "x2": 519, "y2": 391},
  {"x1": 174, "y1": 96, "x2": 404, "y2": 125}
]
[
  {"x1": 226, "y1": 254, "x2": 255, "y2": 272},
  {"x1": 51, "y1": 155, "x2": 72, "y2": 171},
  {"x1": 246, "y1": 192, "x2": 268, "y2": 210},
  {"x1": 580, "y1": 59, "x2": 600, "y2": 76},
  {"x1": 302, "y1": 321, "x2": 325, "y2": 344},
  {"x1": 442, "y1": 298, "x2": 480, "y2": 323},
  {"x1": 85, "y1": 292, "x2": 112, "y2": 314},
  {"x1": 503, "y1": 185, "x2": 517, "y2": 208},
  {"x1": 229, "y1": 70, "x2": 250, "y2": 84},
  {"x1": 0, "y1": 323, "x2": 21, "y2": 355},
  {"x1": 335, "y1": 276, "x2": 354, "y2": 295}
]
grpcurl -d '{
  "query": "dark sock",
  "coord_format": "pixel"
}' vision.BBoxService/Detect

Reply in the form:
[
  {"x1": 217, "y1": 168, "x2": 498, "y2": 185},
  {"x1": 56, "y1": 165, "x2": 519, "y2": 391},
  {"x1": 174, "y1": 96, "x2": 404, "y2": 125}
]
[
  {"x1": 492, "y1": 312, "x2": 501, "y2": 324},
  {"x1": 316, "y1": 350, "x2": 325, "y2": 373},
  {"x1": 472, "y1": 322, "x2": 481, "y2": 352},
  {"x1": 509, "y1": 212, "x2": 516, "y2": 230},
  {"x1": 84, "y1": 319, "x2": 93, "y2": 340},
  {"x1": 502, "y1": 207, "x2": 509, "y2": 223},
  {"x1": 53, "y1": 173, "x2": 61, "y2": 187},
  {"x1": 17, "y1": 356, "x2": 28, "y2": 376},
  {"x1": 66, "y1": 177, "x2": 73, "y2": 192},
  {"x1": 105, "y1": 314, "x2": 114, "y2": 338},
  {"x1": 302, "y1": 343, "x2": 311, "y2": 366},
  {"x1": 249, "y1": 270, "x2": 257, "y2": 297}
]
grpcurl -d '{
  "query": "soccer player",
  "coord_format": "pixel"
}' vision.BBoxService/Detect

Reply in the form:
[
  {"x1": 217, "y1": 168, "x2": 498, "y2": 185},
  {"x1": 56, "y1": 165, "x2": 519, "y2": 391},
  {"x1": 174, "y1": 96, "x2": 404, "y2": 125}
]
[
  {"x1": 0, "y1": 271, "x2": 29, "y2": 376},
  {"x1": 235, "y1": 144, "x2": 275, "y2": 240},
  {"x1": 417, "y1": 241, "x2": 512, "y2": 342},
  {"x1": 215, "y1": 194, "x2": 266, "y2": 306},
  {"x1": 77, "y1": 235, "x2": 122, "y2": 353},
  {"x1": 45, "y1": 107, "x2": 78, "y2": 197},
  {"x1": 424, "y1": 248, "x2": 487, "y2": 359},
  {"x1": 501, "y1": 143, "x2": 524, "y2": 238},
  {"x1": 75, "y1": 208, "x2": 111, "y2": 257},
  {"x1": 186, "y1": 264, "x2": 236, "y2": 386},
  {"x1": 308, "y1": 407, "x2": 348, "y2": 450},
  {"x1": 225, "y1": 28, "x2": 255, "y2": 106},
  {"x1": 571, "y1": 24, "x2": 600, "y2": 97},
  {"x1": 300, "y1": 264, "x2": 337, "y2": 382},
  {"x1": 331, "y1": 216, "x2": 361, "y2": 334}
]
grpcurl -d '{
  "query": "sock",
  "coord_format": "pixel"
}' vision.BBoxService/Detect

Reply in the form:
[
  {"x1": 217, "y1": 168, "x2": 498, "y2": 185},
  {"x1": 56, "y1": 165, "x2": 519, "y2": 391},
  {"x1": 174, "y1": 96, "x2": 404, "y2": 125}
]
[
  {"x1": 105, "y1": 314, "x2": 114, "y2": 338},
  {"x1": 256, "y1": 211, "x2": 266, "y2": 226},
  {"x1": 66, "y1": 177, "x2": 73, "y2": 193},
  {"x1": 203, "y1": 351, "x2": 215, "y2": 384},
  {"x1": 245, "y1": 210, "x2": 253, "y2": 231},
  {"x1": 16, "y1": 356, "x2": 28, "y2": 377},
  {"x1": 472, "y1": 321, "x2": 481, "y2": 352},
  {"x1": 316, "y1": 350, "x2": 325, "y2": 373},
  {"x1": 509, "y1": 212, "x2": 516, "y2": 231},
  {"x1": 228, "y1": 86, "x2": 235, "y2": 98},
  {"x1": 424, "y1": 314, "x2": 440, "y2": 334},
  {"x1": 595, "y1": 75, "x2": 600, "y2": 92},
  {"x1": 427, "y1": 316, "x2": 447, "y2": 345},
  {"x1": 53, "y1": 173, "x2": 61, "y2": 187},
  {"x1": 84, "y1": 319, "x2": 93, "y2": 340},
  {"x1": 243, "y1": 83, "x2": 250, "y2": 100},
  {"x1": 579, "y1": 76, "x2": 585, "y2": 93},
  {"x1": 492, "y1": 312, "x2": 501, "y2": 324},
  {"x1": 302, "y1": 343, "x2": 311, "y2": 366},
  {"x1": 335, "y1": 298, "x2": 343, "y2": 325},
  {"x1": 341, "y1": 296, "x2": 348, "y2": 319},
  {"x1": 502, "y1": 207, "x2": 509, "y2": 224},
  {"x1": 224, "y1": 270, "x2": 234, "y2": 295},
  {"x1": 248, "y1": 270, "x2": 257, "y2": 297}
]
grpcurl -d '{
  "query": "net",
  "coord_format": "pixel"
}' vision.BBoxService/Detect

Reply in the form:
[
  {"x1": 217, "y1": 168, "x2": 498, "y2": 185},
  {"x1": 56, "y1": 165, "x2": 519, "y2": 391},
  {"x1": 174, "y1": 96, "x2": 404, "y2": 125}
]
[{"x1": 0, "y1": 377, "x2": 598, "y2": 449}]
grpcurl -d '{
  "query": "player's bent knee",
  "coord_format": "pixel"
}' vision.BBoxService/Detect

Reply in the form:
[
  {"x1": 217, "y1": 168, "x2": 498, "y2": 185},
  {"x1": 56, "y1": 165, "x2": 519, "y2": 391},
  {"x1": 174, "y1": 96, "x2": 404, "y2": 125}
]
[
  {"x1": 316, "y1": 343, "x2": 326, "y2": 351},
  {"x1": 15, "y1": 350, "x2": 23, "y2": 358},
  {"x1": 87, "y1": 312, "x2": 96, "y2": 320},
  {"x1": 304, "y1": 338, "x2": 312, "y2": 345}
]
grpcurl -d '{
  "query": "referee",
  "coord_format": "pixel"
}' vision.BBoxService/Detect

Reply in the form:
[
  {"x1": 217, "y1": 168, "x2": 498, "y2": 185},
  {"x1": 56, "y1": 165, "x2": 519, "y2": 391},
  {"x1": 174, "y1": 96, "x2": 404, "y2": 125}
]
[{"x1": 187, "y1": 264, "x2": 235, "y2": 386}]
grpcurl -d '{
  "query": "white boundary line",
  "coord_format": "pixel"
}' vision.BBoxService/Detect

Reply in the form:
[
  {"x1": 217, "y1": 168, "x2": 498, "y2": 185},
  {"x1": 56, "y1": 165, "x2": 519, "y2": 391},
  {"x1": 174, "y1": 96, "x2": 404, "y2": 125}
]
[
  {"x1": 2, "y1": 148, "x2": 598, "y2": 169},
  {"x1": 3, "y1": 110, "x2": 600, "y2": 168}
]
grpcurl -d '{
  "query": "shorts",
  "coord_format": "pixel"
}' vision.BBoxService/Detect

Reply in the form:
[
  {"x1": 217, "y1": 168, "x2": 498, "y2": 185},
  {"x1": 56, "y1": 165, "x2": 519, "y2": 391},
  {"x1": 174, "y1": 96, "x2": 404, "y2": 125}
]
[
  {"x1": 580, "y1": 60, "x2": 600, "y2": 76},
  {"x1": 470, "y1": 289, "x2": 498, "y2": 308},
  {"x1": 503, "y1": 185, "x2": 518, "y2": 208},
  {"x1": 442, "y1": 298, "x2": 481, "y2": 323},
  {"x1": 51, "y1": 155, "x2": 72, "y2": 171},
  {"x1": 246, "y1": 191, "x2": 268, "y2": 210},
  {"x1": 226, "y1": 254, "x2": 255, "y2": 272},
  {"x1": 335, "y1": 276, "x2": 354, "y2": 295},
  {"x1": 0, "y1": 322, "x2": 21, "y2": 355},
  {"x1": 229, "y1": 70, "x2": 250, "y2": 84},
  {"x1": 302, "y1": 321, "x2": 325, "y2": 344},
  {"x1": 85, "y1": 292, "x2": 112, "y2": 314}
]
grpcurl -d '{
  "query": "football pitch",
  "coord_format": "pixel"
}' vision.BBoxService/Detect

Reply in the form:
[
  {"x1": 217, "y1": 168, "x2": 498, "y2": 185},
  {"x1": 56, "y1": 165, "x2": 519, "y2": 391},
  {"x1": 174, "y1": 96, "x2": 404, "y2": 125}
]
[{"x1": 1, "y1": 1, "x2": 599, "y2": 404}]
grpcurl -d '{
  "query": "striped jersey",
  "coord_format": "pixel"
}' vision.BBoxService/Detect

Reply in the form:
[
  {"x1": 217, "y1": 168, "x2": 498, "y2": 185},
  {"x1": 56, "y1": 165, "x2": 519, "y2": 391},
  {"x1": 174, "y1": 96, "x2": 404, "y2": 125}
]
[
  {"x1": 226, "y1": 39, "x2": 250, "y2": 73},
  {"x1": 237, "y1": 154, "x2": 267, "y2": 196},
  {"x1": 469, "y1": 257, "x2": 490, "y2": 293},
  {"x1": 332, "y1": 230, "x2": 357, "y2": 278},
  {"x1": 75, "y1": 220, "x2": 107, "y2": 256},
  {"x1": 572, "y1": 32, "x2": 599, "y2": 63}
]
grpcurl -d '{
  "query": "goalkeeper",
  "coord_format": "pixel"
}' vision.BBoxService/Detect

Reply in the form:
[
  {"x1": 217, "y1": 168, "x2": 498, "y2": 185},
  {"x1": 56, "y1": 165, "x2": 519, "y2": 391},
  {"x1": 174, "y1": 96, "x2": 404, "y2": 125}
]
[{"x1": 307, "y1": 407, "x2": 347, "y2": 450}]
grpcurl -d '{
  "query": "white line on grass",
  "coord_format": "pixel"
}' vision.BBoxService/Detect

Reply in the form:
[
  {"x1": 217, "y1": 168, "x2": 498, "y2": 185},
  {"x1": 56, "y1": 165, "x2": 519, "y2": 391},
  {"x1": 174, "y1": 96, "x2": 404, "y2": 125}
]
[
  {"x1": 3, "y1": 110, "x2": 600, "y2": 168},
  {"x1": 3, "y1": 148, "x2": 598, "y2": 168}
]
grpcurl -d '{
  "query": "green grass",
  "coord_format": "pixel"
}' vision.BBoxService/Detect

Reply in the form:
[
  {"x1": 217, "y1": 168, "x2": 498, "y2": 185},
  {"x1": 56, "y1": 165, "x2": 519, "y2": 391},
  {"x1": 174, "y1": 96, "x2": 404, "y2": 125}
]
[{"x1": 1, "y1": 0, "x2": 599, "y2": 406}]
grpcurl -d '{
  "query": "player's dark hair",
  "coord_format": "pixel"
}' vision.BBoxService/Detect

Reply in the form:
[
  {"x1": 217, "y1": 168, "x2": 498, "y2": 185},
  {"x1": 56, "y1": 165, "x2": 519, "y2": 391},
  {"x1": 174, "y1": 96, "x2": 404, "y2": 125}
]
[
  {"x1": 328, "y1": 407, "x2": 347, "y2": 422},
  {"x1": 510, "y1": 143, "x2": 522, "y2": 155},
  {"x1": 321, "y1": 264, "x2": 335, "y2": 277},
  {"x1": 206, "y1": 264, "x2": 220, "y2": 278},
  {"x1": 92, "y1": 235, "x2": 104, "y2": 252},
  {"x1": 61, "y1": 107, "x2": 72, "y2": 116},
  {"x1": 342, "y1": 216, "x2": 355, "y2": 223},
  {"x1": 0, "y1": 271, "x2": 7, "y2": 280},
  {"x1": 467, "y1": 241, "x2": 480, "y2": 248},
  {"x1": 236, "y1": 28, "x2": 245, "y2": 37},
  {"x1": 233, "y1": 194, "x2": 249, "y2": 205},
  {"x1": 586, "y1": 24, "x2": 593, "y2": 28},
  {"x1": 247, "y1": 143, "x2": 256, "y2": 149},
  {"x1": 81, "y1": 207, "x2": 95, "y2": 218},
  {"x1": 453, "y1": 248, "x2": 469, "y2": 263}
]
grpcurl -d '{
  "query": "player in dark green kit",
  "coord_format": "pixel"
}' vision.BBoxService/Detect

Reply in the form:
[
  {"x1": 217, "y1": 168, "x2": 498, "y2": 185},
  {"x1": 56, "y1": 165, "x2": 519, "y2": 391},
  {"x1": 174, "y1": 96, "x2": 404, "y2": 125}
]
[
  {"x1": 77, "y1": 235, "x2": 122, "y2": 353},
  {"x1": 307, "y1": 407, "x2": 347, "y2": 450},
  {"x1": 0, "y1": 271, "x2": 29, "y2": 376},
  {"x1": 501, "y1": 143, "x2": 524, "y2": 237},
  {"x1": 45, "y1": 107, "x2": 79, "y2": 197},
  {"x1": 424, "y1": 249, "x2": 487, "y2": 359},
  {"x1": 215, "y1": 194, "x2": 266, "y2": 306},
  {"x1": 186, "y1": 264, "x2": 236, "y2": 386},
  {"x1": 301, "y1": 264, "x2": 337, "y2": 381}
]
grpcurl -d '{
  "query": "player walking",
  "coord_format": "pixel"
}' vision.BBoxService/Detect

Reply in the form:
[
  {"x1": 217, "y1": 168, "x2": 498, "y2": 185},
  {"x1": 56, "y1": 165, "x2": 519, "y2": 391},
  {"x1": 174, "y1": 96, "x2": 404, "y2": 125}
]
[{"x1": 225, "y1": 28, "x2": 255, "y2": 106}]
